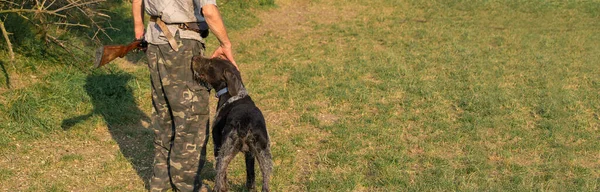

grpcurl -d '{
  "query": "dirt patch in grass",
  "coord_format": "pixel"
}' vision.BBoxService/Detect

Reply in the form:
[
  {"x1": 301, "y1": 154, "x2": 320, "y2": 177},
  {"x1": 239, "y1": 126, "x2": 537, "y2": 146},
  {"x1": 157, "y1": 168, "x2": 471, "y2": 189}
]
[
  {"x1": 241, "y1": 0, "x2": 311, "y2": 40},
  {"x1": 238, "y1": 0, "x2": 365, "y2": 41},
  {"x1": 317, "y1": 113, "x2": 339, "y2": 126}
]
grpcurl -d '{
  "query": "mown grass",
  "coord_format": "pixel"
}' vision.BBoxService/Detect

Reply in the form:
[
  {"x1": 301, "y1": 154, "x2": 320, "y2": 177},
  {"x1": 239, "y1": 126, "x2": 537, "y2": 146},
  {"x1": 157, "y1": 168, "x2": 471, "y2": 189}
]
[
  {"x1": 2, "y1": 0, "x2": 600, "y2": 191},
  {"x1": 232, "y1": 0, "x2": 600, "y2": 191}
]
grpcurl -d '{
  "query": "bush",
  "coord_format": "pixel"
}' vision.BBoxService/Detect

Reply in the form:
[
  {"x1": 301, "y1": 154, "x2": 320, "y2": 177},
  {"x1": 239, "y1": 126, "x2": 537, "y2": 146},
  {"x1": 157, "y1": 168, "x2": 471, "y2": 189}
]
[{"x1": 0, "y1": 0, "x2": 111, "y2": 69}]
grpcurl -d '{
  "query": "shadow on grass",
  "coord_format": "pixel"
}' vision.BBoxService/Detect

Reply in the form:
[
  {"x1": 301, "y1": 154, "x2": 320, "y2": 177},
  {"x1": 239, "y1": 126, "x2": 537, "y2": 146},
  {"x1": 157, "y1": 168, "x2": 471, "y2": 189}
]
[
  {"x1": 61, "y1": 72, "x2": 153, "y2": 189},
  {"x1": 0, "y1": 60, "x2": 9, "y2": 88},
  {"x1": 60, "y1": 71, "x2": 219, "y2": 189}
]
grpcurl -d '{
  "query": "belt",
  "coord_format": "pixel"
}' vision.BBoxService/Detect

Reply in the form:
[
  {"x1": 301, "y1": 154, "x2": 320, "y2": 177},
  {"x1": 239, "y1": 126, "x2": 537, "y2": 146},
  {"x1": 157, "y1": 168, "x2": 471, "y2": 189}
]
[
  {"x1": 149, "y1": 16, "x2": 210, "y2": 51},
  {"x1": 150, "y1": 16, "x2": 179, "y2": 51}
]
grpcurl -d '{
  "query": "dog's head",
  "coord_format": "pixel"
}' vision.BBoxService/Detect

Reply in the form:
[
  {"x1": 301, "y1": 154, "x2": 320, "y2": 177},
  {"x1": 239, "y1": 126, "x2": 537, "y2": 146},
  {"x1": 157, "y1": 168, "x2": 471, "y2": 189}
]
[{"x1": 192, "y1": 56, "x2": 243, "y2": 96}]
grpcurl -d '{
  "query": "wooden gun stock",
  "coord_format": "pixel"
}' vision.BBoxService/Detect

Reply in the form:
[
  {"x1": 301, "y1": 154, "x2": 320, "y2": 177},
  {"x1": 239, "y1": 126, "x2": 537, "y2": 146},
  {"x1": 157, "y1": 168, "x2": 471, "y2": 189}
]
[{"x1": 94, "y1": 40, "x2": 146, "y2": 68}]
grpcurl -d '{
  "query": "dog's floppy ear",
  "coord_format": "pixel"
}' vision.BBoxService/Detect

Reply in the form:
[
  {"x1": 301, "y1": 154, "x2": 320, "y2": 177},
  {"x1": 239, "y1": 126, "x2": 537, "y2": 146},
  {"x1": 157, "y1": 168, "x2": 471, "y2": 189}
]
[
  {"x1": 224, "y1": 68, "x2": 242, "y2": 96},
  {"x1": 192, "y1": 55, "x2": 210, "y2": 66}
]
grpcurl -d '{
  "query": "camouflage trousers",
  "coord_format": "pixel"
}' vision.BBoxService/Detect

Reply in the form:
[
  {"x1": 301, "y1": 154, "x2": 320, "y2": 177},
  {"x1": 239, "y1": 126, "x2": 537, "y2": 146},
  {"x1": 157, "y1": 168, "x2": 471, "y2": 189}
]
[{"x1": 146, "y1": 35, "x2": 210, "y2": 192}]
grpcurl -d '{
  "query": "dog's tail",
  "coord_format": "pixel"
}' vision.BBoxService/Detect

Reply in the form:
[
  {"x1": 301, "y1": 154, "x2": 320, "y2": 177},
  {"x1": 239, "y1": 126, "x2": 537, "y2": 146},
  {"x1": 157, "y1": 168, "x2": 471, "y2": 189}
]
[
  {"x1": 235, "y1": 117, "x2": 253, "y2": 152},
  {"x1": 239, "y1": 114, "x2": 269, "y2": 151},
  {"x1": 239, "y1": 123, "x2": 260, "y2": 152}
]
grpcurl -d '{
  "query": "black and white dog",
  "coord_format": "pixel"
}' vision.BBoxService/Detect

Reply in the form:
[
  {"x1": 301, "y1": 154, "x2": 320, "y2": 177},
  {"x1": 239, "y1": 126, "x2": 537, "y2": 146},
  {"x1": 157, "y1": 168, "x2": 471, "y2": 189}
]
[{"x1": 192, "y1": 56, "x2": 272, "y2": 192}]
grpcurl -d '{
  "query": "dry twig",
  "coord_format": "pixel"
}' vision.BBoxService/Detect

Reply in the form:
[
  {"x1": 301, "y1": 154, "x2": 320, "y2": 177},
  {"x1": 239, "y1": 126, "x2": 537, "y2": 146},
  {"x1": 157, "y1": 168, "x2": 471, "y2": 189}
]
[
  {"x1": 0, "y1": 0, "x2": 110, "y2": 74},
  {"x1": 0, "y1": 19, "x2": 15, "y2": 69}
]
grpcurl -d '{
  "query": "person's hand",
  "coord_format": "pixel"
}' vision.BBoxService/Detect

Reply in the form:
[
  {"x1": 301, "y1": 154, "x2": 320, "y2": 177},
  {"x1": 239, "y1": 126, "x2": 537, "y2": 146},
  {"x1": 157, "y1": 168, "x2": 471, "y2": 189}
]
[
  {"x1": 135, "y1": 28, "x2": 144, "y2": 40},
  {"x1": 211, "y1": 45, "x2": 239, "y2": 69},
  {"x1": 135, "y1": 38, "x2": 148, "y2": 53}
]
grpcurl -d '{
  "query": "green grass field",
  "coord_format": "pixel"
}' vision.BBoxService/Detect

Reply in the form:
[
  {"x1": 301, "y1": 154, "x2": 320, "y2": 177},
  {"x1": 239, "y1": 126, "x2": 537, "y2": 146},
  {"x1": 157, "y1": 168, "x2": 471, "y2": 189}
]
[{"x1": 1, "y1": 0, "x2": 599, "y2": 191}]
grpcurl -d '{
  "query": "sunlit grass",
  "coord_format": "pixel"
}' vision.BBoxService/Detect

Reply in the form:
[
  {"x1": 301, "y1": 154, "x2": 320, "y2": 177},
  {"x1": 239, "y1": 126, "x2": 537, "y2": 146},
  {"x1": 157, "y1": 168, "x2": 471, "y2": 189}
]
[{"x1": 1, "y1": 0, "x2": 599, "y2": 191}]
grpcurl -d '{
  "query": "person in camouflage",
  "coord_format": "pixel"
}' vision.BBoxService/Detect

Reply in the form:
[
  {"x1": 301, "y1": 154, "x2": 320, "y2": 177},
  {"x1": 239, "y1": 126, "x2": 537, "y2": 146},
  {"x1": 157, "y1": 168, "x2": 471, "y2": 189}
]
[{"x1": 132, "y1": 0, "x2": 237, "y2": 191}]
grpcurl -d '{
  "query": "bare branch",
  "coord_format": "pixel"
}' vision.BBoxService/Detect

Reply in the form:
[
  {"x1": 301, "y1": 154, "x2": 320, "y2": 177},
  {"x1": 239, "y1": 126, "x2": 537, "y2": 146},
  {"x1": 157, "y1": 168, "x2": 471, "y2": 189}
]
[
  {"x1": 96, "y1": 12, "x2": 110, "y2": 18},
  {"x1": 0, "y1": 20, "x2": 15, "y2": 70},
  {"x1": 2, "y1": 0, "x2": 115, "y2": 68},
  {"x1": 50, "y1": 22, "x2": 90, "y2": 28},
  {"x1": 92, "y1": 28, "x2": 100, "y2": 39},
  {"x1": 0, "y1": 9, "x2": 67, "y2": 18},
  {"x1": 44, "y1": 34, "x2": 87, "y2": 66},
  {"x1": 45, "y1": 34, "x2": 71, "y2": 53},
  {"x1": 54, "y1": 0, "x2": 105, "y2": 13},
  {"x1": 74, "y1": 5, "x2": 112, "y2": 41},
  {"x1": 0, "y1": 0, "x2": 20, "y2": 6},
  {"x1": 45, "y1": 0, "x2": 59, "y2": 9},
  {"x1": 53, "y1": 0, "x2": 84, "y2": 13}
]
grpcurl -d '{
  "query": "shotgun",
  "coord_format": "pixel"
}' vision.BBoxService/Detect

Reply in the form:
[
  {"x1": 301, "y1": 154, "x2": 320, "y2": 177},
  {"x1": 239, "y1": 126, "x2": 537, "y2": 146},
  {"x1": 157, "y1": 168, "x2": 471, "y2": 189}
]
[{"x1": 94, "y1": 39, "x2": 148, "y2": 68}]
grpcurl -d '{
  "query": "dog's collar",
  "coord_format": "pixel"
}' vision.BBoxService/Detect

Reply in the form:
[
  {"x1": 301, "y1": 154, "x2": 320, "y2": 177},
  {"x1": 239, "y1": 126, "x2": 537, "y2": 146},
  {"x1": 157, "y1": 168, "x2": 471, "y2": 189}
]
[
  {"x1": 216, "y1": 87, "x2": 248, "y2": 109},
  {"x1": 216, "y1": 88, "x2": 228, "y2": 98},
  {"x1": 213, "y1": 87, "x2": 248, "y2": 125},
  {"x1": 211, "y1": 87, "x2": 248, "y2": 141}
]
